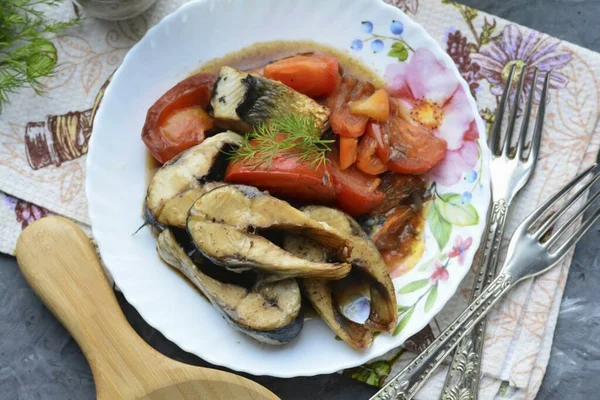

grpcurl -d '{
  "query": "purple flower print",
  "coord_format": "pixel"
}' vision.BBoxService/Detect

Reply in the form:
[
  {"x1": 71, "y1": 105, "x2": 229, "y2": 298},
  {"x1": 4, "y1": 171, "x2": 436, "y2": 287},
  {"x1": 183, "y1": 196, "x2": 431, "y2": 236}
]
[
  {"x1": 472, "y1": 24, "x2": 572, "y2": 108},
  {"x1": 385, "y1": 0, "x2": 419, "y2": 15},
  {"x1": 4, "y1": 194, "x2": 51, "y2": 230},
  {"x1": 445, "y1": 29, "x2": 481, "y2": 98}
]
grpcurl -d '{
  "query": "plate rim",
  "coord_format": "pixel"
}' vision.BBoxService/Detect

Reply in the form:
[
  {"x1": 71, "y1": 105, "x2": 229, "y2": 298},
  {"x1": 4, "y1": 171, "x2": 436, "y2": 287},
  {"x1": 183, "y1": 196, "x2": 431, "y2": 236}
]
[{"x1": 86, "y1": 0, "x2": 491, "y2": 377}]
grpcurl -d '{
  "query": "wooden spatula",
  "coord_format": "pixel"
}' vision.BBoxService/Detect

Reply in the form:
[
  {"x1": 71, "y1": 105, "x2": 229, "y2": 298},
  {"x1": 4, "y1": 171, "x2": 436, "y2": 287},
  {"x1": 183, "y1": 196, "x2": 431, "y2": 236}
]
[{"x1": 15, "y1": 216, "x2": 279, "y2": 400}]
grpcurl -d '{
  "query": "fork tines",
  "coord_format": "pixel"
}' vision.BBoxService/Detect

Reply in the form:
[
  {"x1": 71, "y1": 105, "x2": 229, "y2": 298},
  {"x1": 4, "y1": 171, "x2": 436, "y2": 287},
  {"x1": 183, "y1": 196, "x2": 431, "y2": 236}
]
[
  {"x1": 525, "y1": 163, "x2": 600, "y2": 257},
  {"x1": 489, "y1": 64, "x2": 551, "y2": 163}
]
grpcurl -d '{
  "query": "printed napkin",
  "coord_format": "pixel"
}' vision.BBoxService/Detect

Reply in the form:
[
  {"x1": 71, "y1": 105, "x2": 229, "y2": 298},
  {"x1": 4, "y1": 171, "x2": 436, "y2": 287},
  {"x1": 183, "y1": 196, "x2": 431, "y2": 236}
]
[{"x1": 1, "y1": 1, "x2": 599, "y2": 399}]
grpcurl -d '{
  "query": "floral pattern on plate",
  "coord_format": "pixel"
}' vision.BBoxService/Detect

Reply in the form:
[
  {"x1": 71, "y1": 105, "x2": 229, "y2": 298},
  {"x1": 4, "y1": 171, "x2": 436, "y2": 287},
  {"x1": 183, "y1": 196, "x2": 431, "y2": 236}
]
[
  {"x1": 351, "y1": 19, "x2": 413, "y2": 61},
  {"x1": 385, "y1": 48, "x2": 480, "y2": 185},
  {"x1": 351, "y1": 30, "x2": 484, "y2": 331}
]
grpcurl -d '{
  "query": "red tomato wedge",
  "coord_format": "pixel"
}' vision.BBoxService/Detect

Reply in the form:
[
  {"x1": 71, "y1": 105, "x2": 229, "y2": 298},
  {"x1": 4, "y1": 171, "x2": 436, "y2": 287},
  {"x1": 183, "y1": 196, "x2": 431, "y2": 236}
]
[
  {"x1": 349, "y1": 88, "x2": 390, "y2": 121},
  {"x1": 366, "y1": 122, "x2": 390, "y2": 164},
  {"x1": 327, "y1": 76, "x2": 375, "y2": 138},
  {"x1": 339, "y1": 136, "x2": 358, "y2": 170},
  {"x1": 160, "y1": 106, "x2": 213, "y2": 145},
  {"x1": 264, "y1": 55, "x2": 339, "y2": 98},
  {"x1": 356, "y1": 135, "x2": 388, "y2": 175},
  {"x1": 327, "y1": 152, "x2": 385, "y2": 216},
  {"x1": 383, "y1": 114, "x2": 447, "y2": 174},
  {"x1": 225, "y1": 140, "x2": 336, "y2": 204},
  {"x1": 142, "y1": 73, "x2": 217, "y2": 164}
]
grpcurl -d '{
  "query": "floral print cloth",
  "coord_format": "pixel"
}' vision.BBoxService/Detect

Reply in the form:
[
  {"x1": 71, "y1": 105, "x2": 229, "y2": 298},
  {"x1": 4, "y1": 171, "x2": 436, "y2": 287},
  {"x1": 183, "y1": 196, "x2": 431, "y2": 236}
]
[{"x1": 1, "y1": 1, "x2": 600, "y2": 399}]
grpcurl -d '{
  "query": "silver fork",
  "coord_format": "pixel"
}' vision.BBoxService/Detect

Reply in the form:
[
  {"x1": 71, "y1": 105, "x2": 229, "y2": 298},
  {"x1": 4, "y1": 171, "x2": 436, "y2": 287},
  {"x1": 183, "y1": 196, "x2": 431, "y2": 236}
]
[
  {"x1": 371, "y1": 164, "x2": 600, "y2": 400},
  {"x1": 439, "y1": 66, "x2": 550, "y2": 399}
]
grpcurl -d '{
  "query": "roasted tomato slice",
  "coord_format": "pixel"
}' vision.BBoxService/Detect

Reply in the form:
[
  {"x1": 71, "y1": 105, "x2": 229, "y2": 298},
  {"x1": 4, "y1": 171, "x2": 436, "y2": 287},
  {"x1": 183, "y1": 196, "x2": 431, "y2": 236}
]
[
  {"x1": 356, "y1": 134, "x2": 388, "y2": 175},
  {"x1": 225, "y1": 136, "x2": 336, "y2": 204},
  {"x1": 264, "y1": 55, "x2": 339, "y2": 98},
  {"x1": 366, "y1": 122, "x2": 390, "y2": 163},
  {"x1": 142, "y1": 73, "x2": 217, "y2": 164},
  {"x1": 327, "y1": 151, "x2": 384, "y2": 217},
  {"x1": 383, "y1": 114, "x2": 447, "y2": 174},
  {"x1": 327, "y1": 75, "x2": 375, "y2": 138},
  {"x1": 367, "y1": 173, "x2": 427, "y2": 266},
  {"x1": 370, "y1": 173, "x2": 427, "y2": 216},
  {"x1": 371, "y1": 206, "x2": 416, "y2": 251}
]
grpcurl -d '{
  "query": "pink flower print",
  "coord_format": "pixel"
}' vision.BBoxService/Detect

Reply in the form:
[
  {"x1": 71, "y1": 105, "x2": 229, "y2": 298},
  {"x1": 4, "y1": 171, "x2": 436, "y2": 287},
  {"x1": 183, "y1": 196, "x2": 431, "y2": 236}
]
[
  {"x1": 448, "y1": 236, "x2": 473, "y2": 265},
  {"x1": 429, "y1": 139, "x2": 479, "y2": 186},
  {"x1": 430, "y1": 260, "x2": 449, "y2": 283},
  {"x1": 385, "y1": 48, "x2": 479, "y2": 152}
]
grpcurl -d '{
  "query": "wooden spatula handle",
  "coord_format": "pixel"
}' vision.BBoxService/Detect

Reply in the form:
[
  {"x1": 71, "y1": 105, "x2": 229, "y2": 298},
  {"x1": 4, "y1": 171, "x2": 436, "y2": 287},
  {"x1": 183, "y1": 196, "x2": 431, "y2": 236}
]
[
  {"x1": 16, "y1": 217, "x2": 136, "y2": 361},
  {"x1": 16, "y1": 217, "x2": 164, "y2": 394},
  {"x1": 16, "y1": 216, "x2": 278, "y2": 400}
]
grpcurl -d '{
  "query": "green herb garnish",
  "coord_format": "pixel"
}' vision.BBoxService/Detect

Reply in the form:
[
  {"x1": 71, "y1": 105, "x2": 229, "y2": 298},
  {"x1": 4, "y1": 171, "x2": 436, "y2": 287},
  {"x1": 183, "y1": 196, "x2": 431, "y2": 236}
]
[
  {"x1": 230, "y1": 114, "x2": 334, "y2": 168},
  {"x1": 0, "y1": 0, "x2": 81, "y2": 112}
]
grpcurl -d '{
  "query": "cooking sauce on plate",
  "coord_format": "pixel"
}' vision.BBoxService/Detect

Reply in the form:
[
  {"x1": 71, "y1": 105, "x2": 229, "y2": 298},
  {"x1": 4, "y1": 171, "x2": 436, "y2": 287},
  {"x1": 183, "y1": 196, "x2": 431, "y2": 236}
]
[
  {"x1": 196, "y1": 40, "x2": 384, "y2": 86},
  {"x1": 145, "y1": 40, "x2": 425, "y2": 295}
]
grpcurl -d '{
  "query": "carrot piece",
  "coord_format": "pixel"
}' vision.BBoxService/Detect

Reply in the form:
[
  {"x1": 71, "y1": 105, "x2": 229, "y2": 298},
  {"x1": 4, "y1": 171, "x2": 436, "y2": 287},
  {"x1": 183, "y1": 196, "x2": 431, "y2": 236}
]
[
  {"x1": 349, "y1": 88, "x2": 390, "y2": 121},
  {"x1": 339, "y1": 136, "x2": 358, "y2": 170}
]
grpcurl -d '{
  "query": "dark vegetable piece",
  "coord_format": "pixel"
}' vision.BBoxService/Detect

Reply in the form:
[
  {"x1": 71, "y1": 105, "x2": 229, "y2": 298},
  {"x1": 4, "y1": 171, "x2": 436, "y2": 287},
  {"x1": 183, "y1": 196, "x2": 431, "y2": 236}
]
[
  {"x1": 366, "y1": 173, "x2": 427, "y2": 266},
  {"x1": 370, "y1": 173, "x2": 427, "y2": 216}
]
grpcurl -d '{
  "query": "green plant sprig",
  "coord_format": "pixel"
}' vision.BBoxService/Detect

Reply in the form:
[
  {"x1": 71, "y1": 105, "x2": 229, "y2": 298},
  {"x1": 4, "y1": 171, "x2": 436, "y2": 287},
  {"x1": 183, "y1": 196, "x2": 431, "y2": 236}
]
[
  {"x1": 0, "y1": 0, "x2": 81, "y2": 112},
  {"x1": 230, "y1": 114, "x2": 334, "y2": 169}
]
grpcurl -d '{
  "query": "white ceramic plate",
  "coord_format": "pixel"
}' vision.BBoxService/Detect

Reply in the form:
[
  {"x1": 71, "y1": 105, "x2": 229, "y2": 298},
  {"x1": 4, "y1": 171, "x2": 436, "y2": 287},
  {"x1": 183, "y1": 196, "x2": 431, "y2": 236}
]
[{"x1": 87, "y1": 0, "x2": 491, "y2": 377}]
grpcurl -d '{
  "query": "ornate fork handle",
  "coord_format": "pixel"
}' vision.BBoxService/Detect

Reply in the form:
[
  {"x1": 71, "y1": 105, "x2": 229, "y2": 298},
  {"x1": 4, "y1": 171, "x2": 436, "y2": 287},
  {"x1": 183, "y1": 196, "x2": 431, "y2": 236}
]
[
  {"x1": 370, "y1": 272, "x2": 514, "y2": 400},
  {"x1": 440, "y1": 199, "x2": 509, "y2": 399}
]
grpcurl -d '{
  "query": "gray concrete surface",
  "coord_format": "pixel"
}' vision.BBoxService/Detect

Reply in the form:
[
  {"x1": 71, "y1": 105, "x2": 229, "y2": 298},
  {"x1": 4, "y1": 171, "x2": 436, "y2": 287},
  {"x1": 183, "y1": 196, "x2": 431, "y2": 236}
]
[{"x1": 1, "y1": 1, "x2": 599, "y2": 399}]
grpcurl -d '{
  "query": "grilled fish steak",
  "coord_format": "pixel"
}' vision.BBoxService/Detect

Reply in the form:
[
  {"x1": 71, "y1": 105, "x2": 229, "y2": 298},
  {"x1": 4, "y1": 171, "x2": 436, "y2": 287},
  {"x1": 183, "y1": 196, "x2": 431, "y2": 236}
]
[
  {"x1": 186, "y1": 185, "x2": 352, "y2": 280},
  {"x1": 145, "y1": 131, "x2": 243, "y2": 227},
  {"x1": 284, "y1": 206, "x2": 397, "y2": 349},
  {"x1": 157, "y1": 229, "x2": 303, "y2": 345},
  {"x1": 210, "y1": 66, "x2": 329, "y2": 131}
]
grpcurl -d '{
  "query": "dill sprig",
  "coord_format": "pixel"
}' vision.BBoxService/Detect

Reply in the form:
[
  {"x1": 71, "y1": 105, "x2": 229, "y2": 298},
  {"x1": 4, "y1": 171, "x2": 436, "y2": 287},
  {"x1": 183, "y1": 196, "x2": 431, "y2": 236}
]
[
  {"x1": 230, "y1": 114, "x2": 334, "y2": 169},
  {"x1": 0, "y1": 0, "x2": 81, "y2": 112}
]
